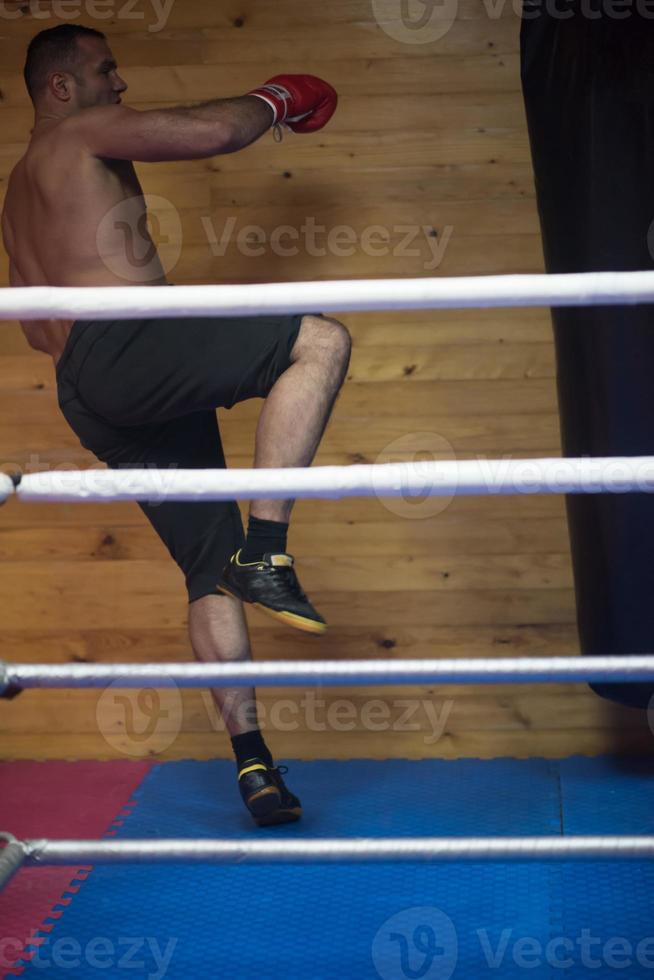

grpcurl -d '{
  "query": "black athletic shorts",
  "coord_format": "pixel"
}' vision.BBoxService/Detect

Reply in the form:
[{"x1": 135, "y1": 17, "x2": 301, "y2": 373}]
[{"x1": 56, "y1": 312, "x2": 306, "y2": 602}]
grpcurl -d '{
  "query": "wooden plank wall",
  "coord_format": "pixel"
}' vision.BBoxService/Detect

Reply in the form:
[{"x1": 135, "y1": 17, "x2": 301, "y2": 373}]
[{"x1": 0, "y1": 1, "x2": 649, "y2": 760}]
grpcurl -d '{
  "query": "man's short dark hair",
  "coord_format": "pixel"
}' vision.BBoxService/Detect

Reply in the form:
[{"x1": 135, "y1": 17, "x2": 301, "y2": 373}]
[{"x1": 24, "y1": 24, "x2": 106, "y2": 103}]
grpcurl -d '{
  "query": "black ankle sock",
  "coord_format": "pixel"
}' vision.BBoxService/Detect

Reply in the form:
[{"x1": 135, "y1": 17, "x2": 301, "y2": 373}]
[
  {"x1": 231, "y1": 730, "x2": 274, "y2": 769},
  {"x1": 240, "y1": 516, "x2": 289, "y2": 563}
]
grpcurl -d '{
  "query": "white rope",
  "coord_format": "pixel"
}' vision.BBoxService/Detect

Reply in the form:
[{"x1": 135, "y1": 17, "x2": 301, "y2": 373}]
[
  {"x1": 5, "y1": 832, "x2": 652, "y2": 893},
  {"x1": 18, "y1": 836, "x2": 654, "y2": 865},
  {"x1": 14, "y1": 456, "x2": 654, "y2": 503},
  {"x1": 4, "y1": 270, "x2": 654, "y2": 320},
  {"x1": 4, "y1": 656, "x2": 654, "y2": 692}
]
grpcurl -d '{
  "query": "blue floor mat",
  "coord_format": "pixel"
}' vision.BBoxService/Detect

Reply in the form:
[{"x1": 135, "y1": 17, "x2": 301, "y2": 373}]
[{"x1": 14, "y1": 757, "x2": 654, "y2": 980}]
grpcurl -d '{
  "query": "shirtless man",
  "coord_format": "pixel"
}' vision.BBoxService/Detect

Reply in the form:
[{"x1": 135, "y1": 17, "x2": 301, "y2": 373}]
[{"x1": 1, "y1": 24, "x2": 351, "y2": 826}]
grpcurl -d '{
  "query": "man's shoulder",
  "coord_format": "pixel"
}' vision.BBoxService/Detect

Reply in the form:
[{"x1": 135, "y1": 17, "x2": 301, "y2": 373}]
[
  {"x1": 58, "y1": 106, "x2": 137, "y2": 164},
  {"x1": 63, "y1": 104, "x2": 134, "y2": 139}
]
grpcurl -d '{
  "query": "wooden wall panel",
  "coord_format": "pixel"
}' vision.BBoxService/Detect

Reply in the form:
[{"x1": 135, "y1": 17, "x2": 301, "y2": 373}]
[{"x1": 1, "y1": 1, "x2": 647, "y2": 762}]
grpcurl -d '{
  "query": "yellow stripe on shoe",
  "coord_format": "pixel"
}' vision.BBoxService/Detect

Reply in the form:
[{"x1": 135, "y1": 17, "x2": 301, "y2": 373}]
[
  {"x1": 238, "y1": 762, "x2": 268, "y2": 778},
  {"x1": 233, "y1": 549, "x2": 263, "y2": 568},
  {"x1": 233, "y1": 550, "x2": 294, "y2": 568}
]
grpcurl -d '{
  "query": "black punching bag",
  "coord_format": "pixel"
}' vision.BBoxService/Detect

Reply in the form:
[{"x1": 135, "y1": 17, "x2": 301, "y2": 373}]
[{"x1": 521, "y1": 6, "x2": 654, "y2": 708}]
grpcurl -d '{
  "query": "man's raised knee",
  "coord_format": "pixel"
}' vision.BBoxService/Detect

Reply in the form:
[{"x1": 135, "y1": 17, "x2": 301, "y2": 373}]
[{"x1": 297, "y1": 314, "x2": 351, "y2": 366}]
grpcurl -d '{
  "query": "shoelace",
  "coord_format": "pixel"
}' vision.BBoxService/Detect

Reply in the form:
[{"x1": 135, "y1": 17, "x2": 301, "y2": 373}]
[{"x1": 267, "y1": 566, "x2": 308, "y2": 602}]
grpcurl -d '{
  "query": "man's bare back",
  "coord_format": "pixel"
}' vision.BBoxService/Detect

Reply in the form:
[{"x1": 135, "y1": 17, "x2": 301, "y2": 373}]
[
  {"x1": 1, "y1": 30, "x2": 274, "y2": 368},
  {"x1": 2, "y1": 29, "x2": 333, "y2": 372},
  {"x1": 1, "y1": 120, "x2": 167, "y2": 366}
]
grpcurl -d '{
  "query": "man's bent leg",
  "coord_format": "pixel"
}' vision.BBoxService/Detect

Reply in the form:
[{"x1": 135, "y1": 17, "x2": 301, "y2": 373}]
[
  {"x1": 252, "y1": 314, "x2": 351, "y2": 523},
  {"x1": 218, "y1": 315, "x2": 350, "y2": 635}
]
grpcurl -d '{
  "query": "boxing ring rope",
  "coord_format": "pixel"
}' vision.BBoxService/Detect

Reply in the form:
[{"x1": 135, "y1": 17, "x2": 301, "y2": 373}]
[
  {"x1": 2, "y1": 834, "x2": 654, "y2": 889},
  {"x1": 3, "y1": 655, "x2": 654, "y2": 695},
  {"x1": 5, "y1": 272, "x2": 654, "y2": 897},
  {"x1": 3, "y1": 270, "x2": 654, "y2": 320},
  {"x1": 4, "y1": 456, "x2": 654, "y2": 504}
]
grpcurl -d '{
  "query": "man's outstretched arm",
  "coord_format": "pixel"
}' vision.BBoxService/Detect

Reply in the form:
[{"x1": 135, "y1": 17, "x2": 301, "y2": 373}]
[{"x1": 71, "y1": 75, "x2": 338, "y2": 163}]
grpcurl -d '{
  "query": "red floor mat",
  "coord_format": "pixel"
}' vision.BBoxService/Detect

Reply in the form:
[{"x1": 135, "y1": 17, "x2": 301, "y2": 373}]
[{"x1": 0, "y1": 761, "x2": 152, "y2": 977}]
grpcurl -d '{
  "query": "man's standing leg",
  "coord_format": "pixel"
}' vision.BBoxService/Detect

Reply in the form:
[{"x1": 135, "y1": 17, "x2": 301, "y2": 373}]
[
  {"x1": 188, "y1": 593, "x2": 260, "y2": 739},
  {"x1": 188, "y1": 591, "x2": 302, "y2": 825}
]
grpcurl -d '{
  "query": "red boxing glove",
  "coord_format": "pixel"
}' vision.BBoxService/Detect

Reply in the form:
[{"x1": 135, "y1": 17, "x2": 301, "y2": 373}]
[{"x1": 248, "y1": 74, "x2": 338, "y2": 134}]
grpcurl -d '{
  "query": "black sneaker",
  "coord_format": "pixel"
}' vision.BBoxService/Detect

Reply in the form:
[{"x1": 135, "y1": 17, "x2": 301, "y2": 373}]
[
  {"x1": 217, "y1": 550, "x2": 327, "y2": 635},
  {"x1": 256, "y1": 765, "x2": 302, "y2": 828},
  {"x1": 237, "y1": 758, "x2": 302, "y2": 827},
  {"x1": 237, "y1": 758, "x2": 281, "y2": 820}
]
